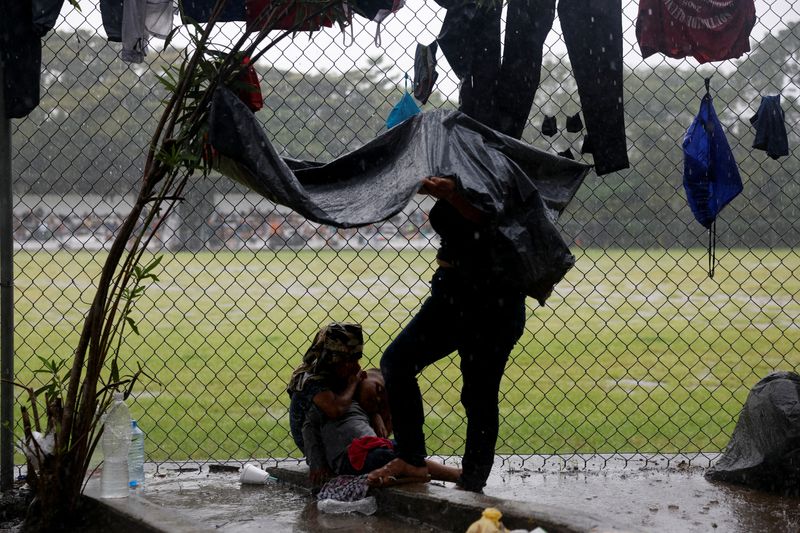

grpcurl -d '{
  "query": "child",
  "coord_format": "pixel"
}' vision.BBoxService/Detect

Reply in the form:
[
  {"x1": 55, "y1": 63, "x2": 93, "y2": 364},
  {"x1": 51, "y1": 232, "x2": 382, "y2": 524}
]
[{"x1": 303, "y1": 368, "x2": 461, "y2": 486}]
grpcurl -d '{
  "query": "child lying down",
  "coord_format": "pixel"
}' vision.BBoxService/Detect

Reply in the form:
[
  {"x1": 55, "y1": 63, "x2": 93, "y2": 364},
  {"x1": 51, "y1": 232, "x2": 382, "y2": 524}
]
[{"x1": 302, "y1": 368, "x2": 461, "y2": 487}]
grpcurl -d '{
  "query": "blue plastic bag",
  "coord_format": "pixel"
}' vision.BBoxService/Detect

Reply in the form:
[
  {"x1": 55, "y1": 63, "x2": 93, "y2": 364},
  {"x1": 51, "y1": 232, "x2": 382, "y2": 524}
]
[{"x1": 386, "y1": 91, "x2": 421, "y2": 129}]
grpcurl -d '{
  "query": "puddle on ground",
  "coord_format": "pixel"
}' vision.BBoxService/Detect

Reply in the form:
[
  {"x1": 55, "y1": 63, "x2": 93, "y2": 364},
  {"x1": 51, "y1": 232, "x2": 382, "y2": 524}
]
[
  {"x1": 143, "y1": 471, "x2": 445, "y2": 532},
  {"x1": 485, "y1": 461, "x2": 800, "y2": 533}
]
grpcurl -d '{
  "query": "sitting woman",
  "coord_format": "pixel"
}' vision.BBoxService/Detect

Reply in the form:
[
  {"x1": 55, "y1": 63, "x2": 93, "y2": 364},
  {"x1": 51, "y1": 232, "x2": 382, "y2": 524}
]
[
  {"x1": 287, "y1": 322, "x2": 365, "y2": 482},
  {"x1": 303, "y1": 368, "x2": 461, "y2": 487}
]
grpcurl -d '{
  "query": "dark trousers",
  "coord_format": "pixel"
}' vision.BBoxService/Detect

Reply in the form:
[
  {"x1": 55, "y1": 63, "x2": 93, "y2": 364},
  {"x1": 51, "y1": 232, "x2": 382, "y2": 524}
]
[
  {"x1": 438, "y1": 0, "x2": 628, "y2": 175},
  {"x1": 380, "y1": 268, "x2": 526, "y2": 490}
]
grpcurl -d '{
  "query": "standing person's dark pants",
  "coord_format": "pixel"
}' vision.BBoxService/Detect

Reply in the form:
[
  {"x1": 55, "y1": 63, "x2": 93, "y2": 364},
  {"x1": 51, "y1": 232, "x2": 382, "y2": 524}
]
[
  {"x1": 380, "y1": 267, "x2": 526, "y2": 491},
  {"x1": 437, "y1": 0, "x2": 628, "y2": 175}
]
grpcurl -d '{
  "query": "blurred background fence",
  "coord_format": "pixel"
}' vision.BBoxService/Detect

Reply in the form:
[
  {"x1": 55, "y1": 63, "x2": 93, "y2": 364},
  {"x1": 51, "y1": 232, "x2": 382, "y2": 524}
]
[{"x1": 8, "y1": 0, "x2": 800, "y2": 469}]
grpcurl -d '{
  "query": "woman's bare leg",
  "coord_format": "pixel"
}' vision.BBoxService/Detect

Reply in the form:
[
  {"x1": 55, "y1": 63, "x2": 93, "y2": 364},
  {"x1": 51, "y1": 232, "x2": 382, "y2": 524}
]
[{"x1": 425, "y1": 460, "x2": 462, "y2": 483}]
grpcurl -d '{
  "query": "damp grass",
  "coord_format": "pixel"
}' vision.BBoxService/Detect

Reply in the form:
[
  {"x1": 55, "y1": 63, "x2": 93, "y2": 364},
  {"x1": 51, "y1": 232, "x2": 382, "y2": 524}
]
[{"x1": 13, "y1": 247, "x2": 800, "y2": 462}]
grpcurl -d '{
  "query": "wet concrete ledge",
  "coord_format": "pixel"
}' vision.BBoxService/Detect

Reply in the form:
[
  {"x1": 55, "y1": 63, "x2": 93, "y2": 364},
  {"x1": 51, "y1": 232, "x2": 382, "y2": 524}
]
[
  {"x1": 268, "y1": 464, "x2": 636, "y2": 533},
  {"x1": 83, "y1": 478, "x2": 216, "y2": 533}
]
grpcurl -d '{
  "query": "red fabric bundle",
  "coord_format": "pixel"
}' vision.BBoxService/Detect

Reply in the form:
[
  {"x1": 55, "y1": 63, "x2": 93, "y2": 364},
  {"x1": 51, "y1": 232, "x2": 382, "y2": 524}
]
[
  {"x1": 347, "y1": 436, "x2": 394, "y2": 471},
  {"x1": 245, "y1": 0, "x2": 336, "y2": 32},
  {"x1": 636, "y1": 0, "x2": 756, "y2": 63},
  {"x1": 237, "y1": 56, "x2": 264, "y2": 113}
]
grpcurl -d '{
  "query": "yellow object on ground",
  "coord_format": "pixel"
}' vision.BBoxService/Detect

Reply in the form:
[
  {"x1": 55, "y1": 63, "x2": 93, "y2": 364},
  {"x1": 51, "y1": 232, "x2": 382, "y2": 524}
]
[{"x1": 466, "y1": 507, "x2": 507, "y2": 533}]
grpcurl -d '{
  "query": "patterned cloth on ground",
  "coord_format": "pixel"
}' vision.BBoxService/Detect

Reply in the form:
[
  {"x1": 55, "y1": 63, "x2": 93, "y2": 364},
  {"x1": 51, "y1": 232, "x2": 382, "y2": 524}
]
[{"x1": 317, "y1": 475, "x2": 370, "y2": 502}]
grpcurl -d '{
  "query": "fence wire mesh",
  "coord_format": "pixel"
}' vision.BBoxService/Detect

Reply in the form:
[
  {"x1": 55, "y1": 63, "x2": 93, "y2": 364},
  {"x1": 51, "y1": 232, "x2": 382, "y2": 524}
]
[{"x1": 10, "y1": 0, "x2": 800, "y2": 468}]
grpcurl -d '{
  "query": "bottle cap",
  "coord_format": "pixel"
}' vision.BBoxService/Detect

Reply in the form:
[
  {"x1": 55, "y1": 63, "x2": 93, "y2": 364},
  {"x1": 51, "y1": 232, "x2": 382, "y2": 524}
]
[
  {"x1": 113, "y1": 392, "x2": 125, "y2": 401},
  {"x1": 131, "y1": 420, "x2": 138, "y2": 428},
  {"x1": 482, "y1": 508, "x2": 502, "y2": 522}
]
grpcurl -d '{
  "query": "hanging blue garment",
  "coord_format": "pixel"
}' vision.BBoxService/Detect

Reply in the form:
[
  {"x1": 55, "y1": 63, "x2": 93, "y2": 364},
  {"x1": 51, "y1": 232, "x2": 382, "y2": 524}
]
[
  {"x1": 750, "y1": 94, "x2": 789, "y2": 160},
  {"x1": 386, "y1": 91, "x2": 421, "y2": 129},
  {"x1": 682, "y1": 80, "x2": 743, "y2": 277}
]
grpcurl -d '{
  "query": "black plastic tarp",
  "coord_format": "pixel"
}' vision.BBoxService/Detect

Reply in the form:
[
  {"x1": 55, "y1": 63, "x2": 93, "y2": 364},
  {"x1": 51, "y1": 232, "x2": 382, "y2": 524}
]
[
  {"x1": 208, "y1": 87, "x2": 591, "y2": 304},
  {"x1": 705, "y1": 371, "x2": 800, "y2": 495}
]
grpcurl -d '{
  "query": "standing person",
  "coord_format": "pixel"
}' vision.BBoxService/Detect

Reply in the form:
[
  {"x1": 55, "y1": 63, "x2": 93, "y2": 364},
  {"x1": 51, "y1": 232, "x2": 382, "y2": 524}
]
[
  {"x1": 287, "y1": 322, "x2": 365, "y2": 485},
  {"x1": 368, "y1": 176, "x2": 527, "y2": 493}
]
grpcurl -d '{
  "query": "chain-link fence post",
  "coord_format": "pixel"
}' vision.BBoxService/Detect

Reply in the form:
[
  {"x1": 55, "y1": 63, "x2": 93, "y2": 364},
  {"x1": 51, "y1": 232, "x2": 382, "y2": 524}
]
[{"x1": 0, "y1": 56, "x2": 15, "y2": 492}]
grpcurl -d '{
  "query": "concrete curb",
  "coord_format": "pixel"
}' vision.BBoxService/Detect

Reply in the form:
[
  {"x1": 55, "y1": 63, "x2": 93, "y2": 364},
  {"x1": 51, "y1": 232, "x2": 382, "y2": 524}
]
[
  {"x1": 83, "y1": 478, "x2": 216, "y2": 533},
  {"x1": 268, "y1": 464, "x2": 637, "y2": 533}
]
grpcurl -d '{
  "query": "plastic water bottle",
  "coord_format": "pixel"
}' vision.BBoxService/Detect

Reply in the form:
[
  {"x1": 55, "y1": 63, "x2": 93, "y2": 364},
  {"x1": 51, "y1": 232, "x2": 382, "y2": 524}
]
[
  {"x1": 100, "y1": 393, "x2": 131, "y2": 498},
  {"x1": 128, "y1": 420, "x2": 145, "y2": 489},
  {"x1": 317, "y1": 496, "x2": 377, "y2": 515}
]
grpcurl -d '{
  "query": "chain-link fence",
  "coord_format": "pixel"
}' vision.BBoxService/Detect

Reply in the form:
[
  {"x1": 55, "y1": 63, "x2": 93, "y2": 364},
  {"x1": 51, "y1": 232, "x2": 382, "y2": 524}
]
[{"x1": 9, "y1": 0, "x2": 800, "y2": 469}]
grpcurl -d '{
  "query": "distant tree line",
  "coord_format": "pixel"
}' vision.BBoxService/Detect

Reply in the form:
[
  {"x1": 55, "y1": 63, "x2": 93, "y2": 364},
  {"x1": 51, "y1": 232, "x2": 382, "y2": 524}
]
[{"x1": 12, "y1": 23, "x2": 799, "y2": 249}]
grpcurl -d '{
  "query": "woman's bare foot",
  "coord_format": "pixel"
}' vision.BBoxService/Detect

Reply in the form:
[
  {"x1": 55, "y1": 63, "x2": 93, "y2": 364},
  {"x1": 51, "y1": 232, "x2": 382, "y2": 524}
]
[
  {"x1": 367, "y1": 458, "x2": 428, "y2": 487},
  {"x1": 425, "y1": 460, "x2": 462, "y2": 483}
]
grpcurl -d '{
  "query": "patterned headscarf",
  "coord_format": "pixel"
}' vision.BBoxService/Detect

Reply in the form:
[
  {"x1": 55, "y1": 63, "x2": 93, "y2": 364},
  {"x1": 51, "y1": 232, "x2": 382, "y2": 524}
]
[{"x1": 287, "y1": 322, "x2": 363, "y2": 394}]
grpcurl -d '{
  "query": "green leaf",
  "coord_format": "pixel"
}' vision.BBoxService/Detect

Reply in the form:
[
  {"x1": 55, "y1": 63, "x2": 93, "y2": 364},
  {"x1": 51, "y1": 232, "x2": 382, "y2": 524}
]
[
  {"x1": 34, "y1": 384, "x2": 52, "y2": 397},
  {"x1": 126, "y1": 316, "x2": 140, "y2": 336},
  {"x1": 162, "y1": 25, "x2": 182, "y2": 51},
  {"x1": 110, "y1": 358, "x2": 120, "y2": 384}
]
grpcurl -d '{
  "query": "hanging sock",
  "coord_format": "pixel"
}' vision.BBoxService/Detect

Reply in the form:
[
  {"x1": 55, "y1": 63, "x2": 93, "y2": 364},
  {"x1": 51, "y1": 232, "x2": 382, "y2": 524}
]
[
  {"x1": 557, "y1": 148, "x2": 575, "y2": 161},
  {"x1": 565, "y1": 112, "x2": 583, "y2": 133},
  {"x1": 750, "y1": 95, "x2": 789, "y2": 160},
  {"x1": 682, "y1": 78, "x2": 743, "y2": 278},
  {"x1": 413, "y1": 41, "x2": 439, "y2": 105},
  {"x1": 580, "y1": 134, "x2": 593, "y2": 155},
  {"x1": 541, "y1": 115, "x2": 557, "y2": 137}
]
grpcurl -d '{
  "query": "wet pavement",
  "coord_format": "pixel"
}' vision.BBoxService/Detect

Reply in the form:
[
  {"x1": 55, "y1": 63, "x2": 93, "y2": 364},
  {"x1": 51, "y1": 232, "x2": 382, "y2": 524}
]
[
  {"x1": 141, "y1": 468, "x2": 446, "y2": 532},
  {"x1": 483, "y1": 458, "x2": 800, "y2": 533},
  {"x1": 131, "y1": 455, "x2": 800, "y2": 532}
]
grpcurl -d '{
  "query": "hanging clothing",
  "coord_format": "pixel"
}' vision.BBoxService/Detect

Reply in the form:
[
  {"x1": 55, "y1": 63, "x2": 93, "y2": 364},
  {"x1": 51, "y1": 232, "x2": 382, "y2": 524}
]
[
  {"x1": 682, "y1": 82, "x2": 742, "y2": 277},
  {"x1": 100, "y1": 0, "x2": 124, "y2": 42},
  {"x1": 121, "y1": 0, "x2": 148, "y2": 63},
  {"x1": 636, "y1": 0, "x2": 756, "y2": 63},
  {"x1": 413, "y1": 41, "x2": 438, "y2": 105},
  {"x1": 2, "y1": 0, "x2": 63, "y2": 118},
  {"x1": 32, "y1": 0, "x2": 67, "y2": 36},
  {"x1": 750, "y1": 95, "x2": 789, "y2": 160},
  {"x1": 103, "y1": 0, "x2": 173, "y2": 63},
  {"x1": 437, "y1": 0, "x2": 629, "y2": 176},
  {"x1": 180, "y1": 0, "x2": 246, "y2": 23},
  {"x1": 245, "y1": 0, "x2": 338, "y2": 32}
]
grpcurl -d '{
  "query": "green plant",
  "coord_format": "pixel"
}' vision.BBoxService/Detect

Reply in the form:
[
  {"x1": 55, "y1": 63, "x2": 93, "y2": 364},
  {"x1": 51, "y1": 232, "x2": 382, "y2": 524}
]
[{"x1": 13, "y1": 0, "x2": 347, "y2": 529}]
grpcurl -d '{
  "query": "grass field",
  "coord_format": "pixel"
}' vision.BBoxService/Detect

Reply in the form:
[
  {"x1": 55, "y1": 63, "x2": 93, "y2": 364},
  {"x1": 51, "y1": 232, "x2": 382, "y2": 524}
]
[{"x1": 13, "y1": 247, "x2": 800, "y2": 463}]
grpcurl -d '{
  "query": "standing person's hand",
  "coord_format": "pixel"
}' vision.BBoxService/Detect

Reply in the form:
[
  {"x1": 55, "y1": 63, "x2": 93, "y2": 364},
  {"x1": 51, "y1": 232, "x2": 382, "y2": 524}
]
[
  {"x1": 419, "y1": 176, "x2": 485, "y2": 224},
  {"x1": 419, "y1": 176, "x2": 456, "y2": 200}
]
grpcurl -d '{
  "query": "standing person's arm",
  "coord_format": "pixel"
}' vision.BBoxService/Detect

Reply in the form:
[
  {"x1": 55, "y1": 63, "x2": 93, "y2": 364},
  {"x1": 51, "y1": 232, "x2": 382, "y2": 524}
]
[
  {"x1": 419, "y1": 176, "x2": 485, "y2": 224},
  {"x1": 302, "y1": 405, "x2": 333, "y2": 486}
]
